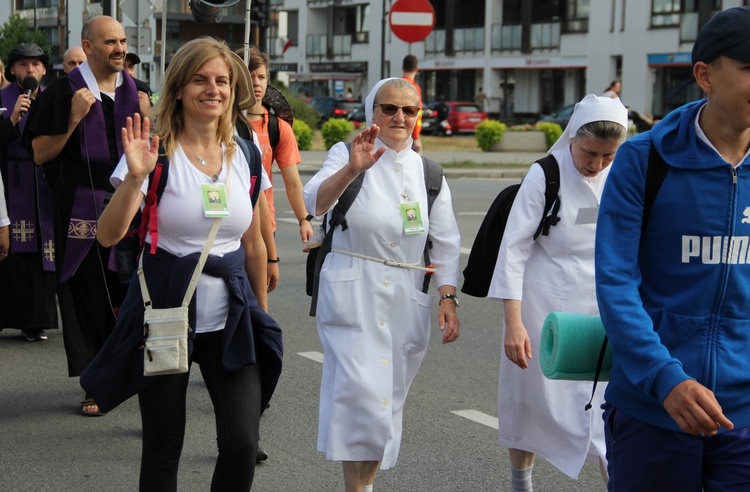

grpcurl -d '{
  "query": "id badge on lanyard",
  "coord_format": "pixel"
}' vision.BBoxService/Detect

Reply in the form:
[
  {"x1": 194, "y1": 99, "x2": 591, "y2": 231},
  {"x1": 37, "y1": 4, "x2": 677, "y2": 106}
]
[{"x1": 201, "y1": 183, "x2": 230, "y2": 218}]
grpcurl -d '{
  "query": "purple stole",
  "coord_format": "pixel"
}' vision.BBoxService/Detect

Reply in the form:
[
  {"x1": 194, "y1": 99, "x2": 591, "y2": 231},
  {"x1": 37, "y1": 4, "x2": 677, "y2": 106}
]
[
  {"x1": 0, "y1": 83, "x2": 56, "y2": 271},
  {"x1": 61, "y1": 69, "x2": 139, "y2": 282}
]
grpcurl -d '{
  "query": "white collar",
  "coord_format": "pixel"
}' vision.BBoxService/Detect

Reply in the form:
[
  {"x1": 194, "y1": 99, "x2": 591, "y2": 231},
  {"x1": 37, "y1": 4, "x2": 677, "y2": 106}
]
[{"x1": 78, "y1": 61, "x2": 123, "y2": 101}]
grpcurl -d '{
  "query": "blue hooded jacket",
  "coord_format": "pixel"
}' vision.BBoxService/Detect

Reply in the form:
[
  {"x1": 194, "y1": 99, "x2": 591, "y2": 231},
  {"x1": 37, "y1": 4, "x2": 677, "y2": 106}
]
[{"x1": 596, "y1": 99, "x2": 750, "y2": 432}]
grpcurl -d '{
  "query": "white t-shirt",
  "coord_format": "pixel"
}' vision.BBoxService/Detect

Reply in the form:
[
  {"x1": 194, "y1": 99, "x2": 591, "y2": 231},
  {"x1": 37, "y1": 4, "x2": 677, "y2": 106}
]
[{"x1": 111, "y1": 142, "x2": 271, "y2": 332}]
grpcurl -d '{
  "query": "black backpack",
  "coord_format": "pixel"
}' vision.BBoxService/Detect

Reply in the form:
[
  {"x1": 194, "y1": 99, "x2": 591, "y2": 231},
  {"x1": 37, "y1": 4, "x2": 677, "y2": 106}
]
[
  {"x1": 461, "y1": 154, "x2": 561, "y2": 298},
  {"x1": 307, "y1": 145, "x2": 444, "y2": 316}
]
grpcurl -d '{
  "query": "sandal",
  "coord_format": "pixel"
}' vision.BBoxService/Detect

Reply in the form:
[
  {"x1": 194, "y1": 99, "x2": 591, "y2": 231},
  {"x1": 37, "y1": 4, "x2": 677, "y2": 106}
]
[{"x1": 80, "y1": 395, "x2": 106, "y2": 417}]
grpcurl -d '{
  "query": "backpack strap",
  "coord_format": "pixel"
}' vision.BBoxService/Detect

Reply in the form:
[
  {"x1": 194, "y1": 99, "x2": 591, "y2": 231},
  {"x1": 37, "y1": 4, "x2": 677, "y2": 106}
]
[
  {"x1": 533, "y1": 154, "x2": 561, "y2": 240},
  {"x1": 267, "y1": 112, "x2": 280, "y2": 160},
  {"x1": 234, "y1": 135, "x2": 263, "y2": 208},
  {"x1": 309, "y1": 144, "x2": 365, "y2": 316},
  {"x1": 643, "y1": 143, "x2": 669, "y2": 231},
  {"x1": 585, "y1": 141, "x2": 669, "y2": 411},
  {"x1": 139, "y1": 152, "x2": 170, "y2": 254},
  {"x1": 421, "y1": 156, "x2": 443, "y2": 293}
]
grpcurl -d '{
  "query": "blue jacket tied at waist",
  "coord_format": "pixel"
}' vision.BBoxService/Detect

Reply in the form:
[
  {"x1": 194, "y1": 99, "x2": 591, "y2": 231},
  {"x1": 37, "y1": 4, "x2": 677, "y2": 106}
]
[{"x1": 81, "y1": 246, "x2": 283, "y2": 413}]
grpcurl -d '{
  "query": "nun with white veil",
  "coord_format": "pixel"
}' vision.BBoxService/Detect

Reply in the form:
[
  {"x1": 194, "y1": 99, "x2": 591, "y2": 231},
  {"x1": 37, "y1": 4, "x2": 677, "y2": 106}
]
[
  {"x1": 487, "y1": 94, "x2": 629, "y2": 491},
  {"x1": 303, "y1": 78, "x2": 461, "y2": 491}
]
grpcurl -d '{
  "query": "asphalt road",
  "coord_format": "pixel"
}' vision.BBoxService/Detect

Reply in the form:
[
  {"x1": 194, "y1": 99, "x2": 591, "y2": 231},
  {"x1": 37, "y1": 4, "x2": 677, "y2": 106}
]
[{"x1": 0, "y1": 175, "x2": 606, "y2": 491}]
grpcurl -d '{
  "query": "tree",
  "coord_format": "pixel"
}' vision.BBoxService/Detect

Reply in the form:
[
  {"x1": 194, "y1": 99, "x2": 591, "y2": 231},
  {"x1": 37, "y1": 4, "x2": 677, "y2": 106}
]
[{"x1": 0, "y1": 15, "x2": 50, "y2": 66}]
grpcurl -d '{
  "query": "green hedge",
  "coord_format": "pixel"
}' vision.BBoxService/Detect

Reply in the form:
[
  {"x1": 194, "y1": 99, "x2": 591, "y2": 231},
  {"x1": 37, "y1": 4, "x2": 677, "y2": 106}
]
[
  {"x1": 475, "y1": 120, "x2": 507, "y2": 152},
  {"x1": 321, "y1": 118, "x2": 355, "y2": 150},
  {"x1": 293, "y1": 120, "x2": 313, "y2": 151},
  {"x1": 534, "y1": 122, "x2": 563, "y2": 148}
]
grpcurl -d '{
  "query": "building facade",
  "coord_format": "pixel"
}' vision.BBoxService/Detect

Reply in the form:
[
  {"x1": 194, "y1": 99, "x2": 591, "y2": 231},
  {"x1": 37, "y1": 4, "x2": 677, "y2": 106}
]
[
  {"x1": 3, "y1": 0, "x2": 749, "y2": 121},
  {"x1": 273, "y1": 0, "x2": 749, "y2": 121},
  {"x1": 2, "y1": 0, "x2": 264, "y2": 91}
]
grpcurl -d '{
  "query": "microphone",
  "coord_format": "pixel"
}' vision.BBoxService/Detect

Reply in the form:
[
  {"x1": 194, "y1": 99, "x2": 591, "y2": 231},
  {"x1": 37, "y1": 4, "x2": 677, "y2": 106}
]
[{"x1": 19, "y1": 76, "x2": 39, "y2": 118}]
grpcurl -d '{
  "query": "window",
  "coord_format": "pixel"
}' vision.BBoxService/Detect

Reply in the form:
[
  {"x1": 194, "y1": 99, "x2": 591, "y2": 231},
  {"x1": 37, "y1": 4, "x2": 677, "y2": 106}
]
[
  {"x1": 651, "y1": 0, "x2": 682, "y2": 26},
  {"x1": 332, "y1": 5, "x2": 369, "y2": 44},
  {"x1": 287, "y1": 10, "x2": 299, "y2": 46},
  {"x1": 18, "y1": 0, "x2": 58, "y2": 7},
  {"x1": 651, "y1": 0, "x2": 719, "y2": 28},
  {"x1": 563, "y1": 0, "x2": 589, "y2": 32}
]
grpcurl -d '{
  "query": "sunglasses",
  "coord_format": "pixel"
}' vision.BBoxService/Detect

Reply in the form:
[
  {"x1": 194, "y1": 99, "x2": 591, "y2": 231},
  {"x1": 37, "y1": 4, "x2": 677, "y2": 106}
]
[{"x1": 375, "y1": 103, "x2": 420, "y2": 118}]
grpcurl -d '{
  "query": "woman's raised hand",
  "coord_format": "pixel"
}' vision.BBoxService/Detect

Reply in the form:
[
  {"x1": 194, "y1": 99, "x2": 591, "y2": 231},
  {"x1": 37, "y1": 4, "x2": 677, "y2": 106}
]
[
  {"x1": 122, "y1": 113, "x2": 159, "y2": 181},
  {"x1": 348, "y1": 124, "x2": 386, "y2": 174}
]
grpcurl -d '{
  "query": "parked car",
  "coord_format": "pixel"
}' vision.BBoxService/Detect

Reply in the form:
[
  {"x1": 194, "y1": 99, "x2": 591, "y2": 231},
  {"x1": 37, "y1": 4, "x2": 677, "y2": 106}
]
[
  {"x1": 538, "y1": 103, "x2": 575, "y2": 129},
  {"x1": 308, "y1": 97, "x2": 360, "y2": 126},
  {"x1": 437, "y1": 101, "x2": 488, "y2": 134}
]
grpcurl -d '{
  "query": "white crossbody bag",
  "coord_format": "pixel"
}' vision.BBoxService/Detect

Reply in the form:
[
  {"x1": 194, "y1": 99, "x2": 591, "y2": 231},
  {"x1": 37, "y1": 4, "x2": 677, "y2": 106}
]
[{"x1": 139, "y1": 156, "x2": 233, "y2": 376}]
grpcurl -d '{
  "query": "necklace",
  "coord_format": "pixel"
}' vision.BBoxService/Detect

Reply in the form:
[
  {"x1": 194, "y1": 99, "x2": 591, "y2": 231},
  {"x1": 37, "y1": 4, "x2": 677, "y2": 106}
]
[
  {"x1": 183, "y1": 141, "x2": 222, "y2": 181},
  {"x1": 184, "y1": 141, "x2": 215, "y2": 167}
]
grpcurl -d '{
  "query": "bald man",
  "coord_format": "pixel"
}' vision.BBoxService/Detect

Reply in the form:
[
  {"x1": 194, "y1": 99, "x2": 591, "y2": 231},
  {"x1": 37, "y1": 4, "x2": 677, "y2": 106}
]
[
  {"x1": 23, "y1": 16, "x2": 141, "y2": 416},
  {"x1": 62, "y1": 46, "x2": 86, "y2": 74}
]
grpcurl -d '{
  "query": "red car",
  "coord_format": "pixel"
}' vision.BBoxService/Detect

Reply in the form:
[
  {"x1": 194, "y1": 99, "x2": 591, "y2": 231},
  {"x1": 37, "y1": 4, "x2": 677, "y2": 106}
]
[{"x1": 440, "y1": 101, "x2": 488, "y2": 133}]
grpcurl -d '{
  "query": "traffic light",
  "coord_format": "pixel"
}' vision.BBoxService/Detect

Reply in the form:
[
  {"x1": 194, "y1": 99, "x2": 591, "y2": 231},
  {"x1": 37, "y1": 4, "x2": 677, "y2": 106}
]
[
  {"x1": 189, "y1": 0, "x2": 241, "y2": 23},
  {"x1": 251, "y1": 0, "x2": 269, "y2": 29}
]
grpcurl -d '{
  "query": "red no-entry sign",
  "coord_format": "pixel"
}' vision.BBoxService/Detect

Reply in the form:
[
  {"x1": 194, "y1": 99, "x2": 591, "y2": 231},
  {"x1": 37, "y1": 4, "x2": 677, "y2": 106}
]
[{"x1": 389, "y1": 0, "x2": 436, "y2": 44}]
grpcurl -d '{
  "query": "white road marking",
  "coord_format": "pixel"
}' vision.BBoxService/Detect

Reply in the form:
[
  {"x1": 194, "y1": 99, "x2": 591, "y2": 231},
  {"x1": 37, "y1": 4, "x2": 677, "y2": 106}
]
[
  {"x1": 298, "y1": 351, "x2": 324, "y2": 363},
  {"x1": 460, "y1": 246, "x2": 472, "y2": 256},
  {"x1": 451, "y1": 409, "x2": 499, "y2": 430}
]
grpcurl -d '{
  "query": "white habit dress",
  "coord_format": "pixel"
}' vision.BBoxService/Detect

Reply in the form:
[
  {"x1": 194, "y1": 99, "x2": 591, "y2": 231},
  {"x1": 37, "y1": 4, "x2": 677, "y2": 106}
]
[
  {"x1": 488, "y1": 146, "x2": 608, "y2": 479},
  {"x1": 303, "y1": 140, "x2": 460, "y2": 469}
]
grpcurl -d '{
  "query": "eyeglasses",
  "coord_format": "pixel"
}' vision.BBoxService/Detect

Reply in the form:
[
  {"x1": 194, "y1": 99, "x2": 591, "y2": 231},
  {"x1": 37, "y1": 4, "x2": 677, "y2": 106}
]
[{"x1": 374, "y1": 103, "x2": 420, "y2": 118}]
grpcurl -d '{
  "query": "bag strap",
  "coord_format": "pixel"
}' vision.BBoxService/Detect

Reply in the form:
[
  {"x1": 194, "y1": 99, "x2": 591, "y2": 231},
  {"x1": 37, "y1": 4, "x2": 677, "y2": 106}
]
[
  {"x1": 421, "y1": 156, "x2": 443, "y2": 293},
  {"x1": 643, "y1": 143, "x2": 668, "y2": 231},
  {"x1": 139, "y1": 150, "x2": 235, "y2": 310},
  {"x1": 309, "y1": 147, "x2": 365, "y2": 316},
  {"x1": 584, "y1": 336, "x2": 609, "y2": 411},
  {"x1": 234, "y1": 135, "x2": 263, "y2": 208},
  {"x1": 268, "y1": 112, "x2": 280, "y2": 160},
  {"x1": 140, "y1": 153, "x2": 169, "y2": 254},
  {"x1": 585, "y1": 142, "x2": 669, "y2": 411},
  {"x1": 533, "y1": 154, "x2": 561, "y2": 240}
]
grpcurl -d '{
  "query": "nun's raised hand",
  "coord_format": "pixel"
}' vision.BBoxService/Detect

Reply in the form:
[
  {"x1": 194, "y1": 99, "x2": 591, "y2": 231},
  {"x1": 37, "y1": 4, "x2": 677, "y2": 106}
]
[{"x1": 348, "y1": 124, "x2": 386, "y2": 174}]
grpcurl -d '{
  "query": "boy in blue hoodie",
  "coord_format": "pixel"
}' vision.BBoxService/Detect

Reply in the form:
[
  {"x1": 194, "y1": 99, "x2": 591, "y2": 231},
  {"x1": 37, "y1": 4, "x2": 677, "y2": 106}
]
[{"x1": 596, "y1": 6, "x2": 750, "y2": 490}]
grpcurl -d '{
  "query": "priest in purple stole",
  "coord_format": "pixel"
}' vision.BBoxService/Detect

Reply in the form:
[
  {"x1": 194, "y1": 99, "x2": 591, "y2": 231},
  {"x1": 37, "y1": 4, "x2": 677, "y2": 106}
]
[
  {"x1": 23, "y1": 16, "x2": 141, "y2": 416},
  {"x1": 0, "y1": 43, "x2": 58, "y2": 341}
]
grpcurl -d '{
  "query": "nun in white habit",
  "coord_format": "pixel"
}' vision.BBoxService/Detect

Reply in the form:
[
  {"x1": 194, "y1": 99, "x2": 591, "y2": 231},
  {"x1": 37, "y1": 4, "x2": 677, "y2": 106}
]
[
  {"x1": 487, "y1": 95, "x2": 629, "y2": 490},
  {"x1": 303, "y1": 78, "x2": 461, "y2": 491}
]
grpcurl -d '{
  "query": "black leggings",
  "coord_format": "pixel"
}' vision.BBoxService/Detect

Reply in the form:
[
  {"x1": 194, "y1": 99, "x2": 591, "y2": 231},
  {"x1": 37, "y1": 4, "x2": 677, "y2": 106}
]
[{"x1": 138, "y1": 330, "x2": 262, "y2": 491}]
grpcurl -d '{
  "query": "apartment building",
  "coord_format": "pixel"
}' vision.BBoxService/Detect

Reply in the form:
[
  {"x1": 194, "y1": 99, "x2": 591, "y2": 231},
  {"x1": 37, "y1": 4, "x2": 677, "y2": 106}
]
[
  {"x1": 4, "y1": 1, "x2": 749, "y2": 120},
  {"x1": 276, "y1": 0, "x2": 749, "y2": 120}
]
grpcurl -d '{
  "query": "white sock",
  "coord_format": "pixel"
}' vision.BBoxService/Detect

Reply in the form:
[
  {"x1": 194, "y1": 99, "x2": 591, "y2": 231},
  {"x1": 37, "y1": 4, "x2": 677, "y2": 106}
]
[
  {"x1": 510, "y1": 464, "x2": 533, "y2": 492},
  {"x1": 364, "y1": 485, "x2": 373, "y2": 492}
]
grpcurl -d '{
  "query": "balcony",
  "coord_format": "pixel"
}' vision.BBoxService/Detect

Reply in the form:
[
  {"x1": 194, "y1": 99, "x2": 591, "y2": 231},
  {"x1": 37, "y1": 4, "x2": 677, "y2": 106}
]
[
  {"x1": 307, "y1": 0, "x2": 337, "y2": 6},
  {"x1": 491, "y1": 22, "x2": 560, "y2": 51},
  {"x1": 306, "y1": 33, "x2": 352, "y2": 57},
  {"x1": 425, "y1": 27, "x2": 484, "y2": 55},
  {"x1": 15, "y1": 6, "x2": 59, "y2": 26}
]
